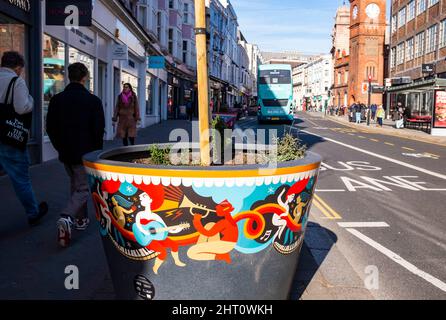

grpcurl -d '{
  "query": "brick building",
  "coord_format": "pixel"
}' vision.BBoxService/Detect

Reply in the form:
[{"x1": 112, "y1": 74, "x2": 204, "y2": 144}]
[
  {"x1": 348, "y1": 0, "x2": 387, "y2": 106},
  {"x1": 331, "y1": 5, "x2": 351, "y2": 108},
  {"x1": 388, "y1": 0, "x2": 446, "y2": 135}
]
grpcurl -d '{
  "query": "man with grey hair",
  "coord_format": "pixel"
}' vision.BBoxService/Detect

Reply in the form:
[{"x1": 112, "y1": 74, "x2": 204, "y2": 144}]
[{"x1": 0, "y1": 51, "x2": 48, "y2": 226}]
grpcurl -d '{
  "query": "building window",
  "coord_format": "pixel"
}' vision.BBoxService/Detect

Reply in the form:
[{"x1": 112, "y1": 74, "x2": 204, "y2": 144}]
[
  {"x1": 365, "y1": 65, "x2": 376, "y2": 79},
  {"x1": 168, "y1": 28, "x2": 173, "y2": 54},
  {"x1": 406, "y1": 37, "x2": 414, "y2": 61},
  {"x1": 417, "y1": 0, "x2": 426, "y2": 15},
  {"x1": 398, "y1": 7, "x2": 406, "y2": 28},
  {"x1": 157, "y1": 12, "x2": 162, "y2": 40},
  {"x1": 407, "y1": 1, "x2": 416, "y2": 21},
  {"x1": 415, "y1": 31, "x2": 425, "y2": 57},
  {"x1": 428, "y1": 0, "x2": 439, "y2": 8},
  {"x1": 391, "y1": 14, "x2": 397, "y2": 33},
  {"x1": 425, "y1": 24, "x2": 438, "y2": 53},
  {"x1": 183, "y1": 40, "x2": 188, "y2": 64},
  {"x1": 169, "y1": 0, "x2": 174, "y2": 9},
  {"x1": 397, "y1": 42, "x2": 405, "y2": 65},
  {"x1": 390, "y1": 47, "x2": 396, "y2": 68},
  {"x1": 440, "y1": 19, "x2": 446, "y2": 48},
  {"x1": 183, "y1": 3, "x2": 189, "y2": 24}
]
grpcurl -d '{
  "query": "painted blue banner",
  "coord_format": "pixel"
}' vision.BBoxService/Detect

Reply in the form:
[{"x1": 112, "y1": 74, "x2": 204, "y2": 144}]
[{"x1": 148, "y1": 56, "x2": 165, "y2": 69}]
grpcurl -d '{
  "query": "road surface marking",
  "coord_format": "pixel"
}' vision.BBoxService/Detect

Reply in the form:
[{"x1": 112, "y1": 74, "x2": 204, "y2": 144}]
[
  {"x1": 345, "y1": 228, "x2": 446, "y2": 293},
  {"x1": 338, "y1": 222, "x2": 390, "y2": 228},
  {"x1": 385, "y1": 142, "x2": 395, "y2": 146},
  {"x1": 305, "y1": 119, "x2": 319, "y2": 127},
  {"x1": 402, "y1": 147, "x2": 415, "y2": 151},
  {"x1": 314, "y1": 194, "x2": 342, "y2": 219},
  {"x1": 315, "y1": 189, "x2": 346, "y2": 192},
  {"x1": 301, "y1": 130, "x2": 446, "y2": 180},
  {"x1": 358, "y1": 136, "x2": 367, "y2": 139},
  {"x1": 402, "y1": 153, "x2": 440, "y2": 160},
  {"x1": 370, "y1": 139, "x2": 380, "y2": 142},
  {"x1": 348, "y1": 133, "x2": 355, "y2": 136},
  {"x1": 313, "y1": 199, "x2": 337, "y2": 220},
  {"x1": 425, "y1": 152, "x2": 440, "y2": 158}
]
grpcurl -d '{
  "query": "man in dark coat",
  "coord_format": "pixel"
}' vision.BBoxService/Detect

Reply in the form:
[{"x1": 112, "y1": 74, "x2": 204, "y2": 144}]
[{"x1": 46, "y1": 62, "x2": 105, "y2": 248}]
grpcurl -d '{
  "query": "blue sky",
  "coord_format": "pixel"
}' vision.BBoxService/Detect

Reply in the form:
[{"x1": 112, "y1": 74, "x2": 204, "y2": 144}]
[{"x1": 232, "y1": 0, "x2": 391, "y2": 54}]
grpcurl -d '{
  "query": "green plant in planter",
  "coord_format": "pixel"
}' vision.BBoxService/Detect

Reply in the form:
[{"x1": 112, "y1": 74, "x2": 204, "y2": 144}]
[
  {"x1": 211, "y1": 115, "x2": 229, "y2": 164},
  {"x1": 149, "y1": 144, "x2": 171, "y2": 166},
  {"x1": 274, "y1": 133, "x2": 307, "y2": 162}
]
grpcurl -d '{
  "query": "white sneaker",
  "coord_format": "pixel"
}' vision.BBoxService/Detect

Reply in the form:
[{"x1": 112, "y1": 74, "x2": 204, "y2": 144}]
[{"x1": 57, "y1": 216, "x2": 73, "y2": 248}]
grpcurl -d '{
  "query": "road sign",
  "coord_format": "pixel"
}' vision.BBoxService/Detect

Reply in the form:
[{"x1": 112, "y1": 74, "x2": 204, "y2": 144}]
[
  {"x1": 362, "y1": 82, "x2": 369, "y2": 94},
  {"x1": 385, "y1": 78, "x2": 392, "y2": 87},
  {"x1": 372, "y1": 85, "x2": 385, "y2": 94},
  {"x1": 422, "y1": 63, "x2": 435, "y2": 73}
]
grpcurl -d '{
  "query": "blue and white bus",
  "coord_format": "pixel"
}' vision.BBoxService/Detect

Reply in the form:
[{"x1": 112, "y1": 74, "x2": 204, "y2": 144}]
[{"x1": 257, "y1": 64, "x2": 294, "y2": 123}]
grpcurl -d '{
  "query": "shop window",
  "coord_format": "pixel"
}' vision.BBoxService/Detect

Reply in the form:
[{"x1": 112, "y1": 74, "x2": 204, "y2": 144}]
[
  {"x1": 43, "y1": 34, "x2": 66, "y2": 137},
  {"x1": 0, "y1": 13, "x2": 27, "y2": 81},
  {"x1": 69, "y1": 47, "x2": 95, "y2": 93},
  {"x1": 146, "y1": 75, "x2": 154, "y2": 115},
  {"x1": 121, "y1": 72, "x2": 139, "y2": 107}
]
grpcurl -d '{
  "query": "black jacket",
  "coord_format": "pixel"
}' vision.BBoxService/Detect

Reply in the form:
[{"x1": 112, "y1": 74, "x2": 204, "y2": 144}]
[{"x1": 46, "y1": 83, "x2": 105, "y2": 165}]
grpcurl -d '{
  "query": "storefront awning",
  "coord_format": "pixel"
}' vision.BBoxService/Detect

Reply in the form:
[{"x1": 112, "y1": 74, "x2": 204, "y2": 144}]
[{"x1": 387, "y1": 78, "x2": 446, "y2": 93}]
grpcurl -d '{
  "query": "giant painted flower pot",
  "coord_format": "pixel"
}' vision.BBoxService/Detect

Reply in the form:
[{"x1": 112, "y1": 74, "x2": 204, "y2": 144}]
[{"x1": 83, "y1": 146, "x2": 322, "y2": 300}]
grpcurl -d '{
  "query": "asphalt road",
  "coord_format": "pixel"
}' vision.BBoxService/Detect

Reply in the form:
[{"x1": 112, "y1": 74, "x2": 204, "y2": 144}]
[{"x1": 237, "y1": 112, "x2": 446, "y2": 300}]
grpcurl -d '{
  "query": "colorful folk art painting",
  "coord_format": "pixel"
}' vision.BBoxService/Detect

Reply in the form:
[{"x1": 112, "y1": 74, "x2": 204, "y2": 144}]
[{"x1": 87, "y1": 172, "x2": 316, "y2": 275}]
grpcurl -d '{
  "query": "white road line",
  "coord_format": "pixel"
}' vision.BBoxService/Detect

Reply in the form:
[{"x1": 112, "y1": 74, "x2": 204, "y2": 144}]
[
  {"x1": 301, "y1": 130, "x2": 446, "y2": 181},
  {"x1": 316, "y1": 189, "x2": 346, "y2": 192},
  {"x1": 345, "y1": 228, "x2": 446, "y2": 293},
  {"x1": 338, "y1": 222, "x2": 390, "y2": 228}
]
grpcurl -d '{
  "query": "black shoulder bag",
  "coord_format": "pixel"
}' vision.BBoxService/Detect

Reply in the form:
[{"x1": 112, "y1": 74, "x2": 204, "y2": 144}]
[{"x1": 0, "y1": 77, "x2": 32, "y2": 151}]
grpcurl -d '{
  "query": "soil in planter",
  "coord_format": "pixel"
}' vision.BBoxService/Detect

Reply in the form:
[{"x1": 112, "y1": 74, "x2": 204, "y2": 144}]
[{"x1": 107, "y1": 134, "x2": 307, "y2": 167}]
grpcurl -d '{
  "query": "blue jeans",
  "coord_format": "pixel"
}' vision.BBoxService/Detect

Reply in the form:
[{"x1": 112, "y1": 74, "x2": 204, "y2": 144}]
[
  {"x1": 356, "y1": 112, "x2": 362, "y2": 123},
  {"x1": 0, "y1": 142, "x2": 39, "y2": 218}
]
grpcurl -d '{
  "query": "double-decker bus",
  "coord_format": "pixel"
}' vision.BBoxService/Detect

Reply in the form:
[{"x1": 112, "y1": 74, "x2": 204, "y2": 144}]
[{"x1": 257, "y1": 64, "x2": 294, "y2": 123}]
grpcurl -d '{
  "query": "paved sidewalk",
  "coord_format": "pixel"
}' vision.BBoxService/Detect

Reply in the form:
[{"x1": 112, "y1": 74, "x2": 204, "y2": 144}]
[
  {"x1": 0, "y1": 120, "x2": 193, "y2": 300},
  {"x1": 308, "y1": 112, "x2": 446, "y2": 146}
]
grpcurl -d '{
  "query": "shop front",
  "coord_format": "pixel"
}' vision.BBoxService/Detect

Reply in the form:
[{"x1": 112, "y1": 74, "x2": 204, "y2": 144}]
[
  {"x1": 41, "y1": 0, "x2": 148, "y2": 161},
  {"x1": 167, "y1": 73, "x2": 180, "y2": 119},
  {"x1": 145, "y1": 67, "x2": 168, "y2": 126},
  {"x1": 0, "y1": 0, "x2": 42, "y2": 164},
  {"x1": 386, "y1": 78, "x2": 446, "y2": 137}
]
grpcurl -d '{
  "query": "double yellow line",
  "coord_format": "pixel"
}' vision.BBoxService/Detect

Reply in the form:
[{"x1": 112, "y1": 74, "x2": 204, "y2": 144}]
[{"x1": 312, "y1": 194, "x2": 342, "y2": 220}]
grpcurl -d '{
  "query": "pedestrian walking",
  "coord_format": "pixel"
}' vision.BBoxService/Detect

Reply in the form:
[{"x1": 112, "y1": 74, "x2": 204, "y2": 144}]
[
  {"x1": 46, "y1": 62, "x2": 105, "y2": 248},
  {"x1": 371, "y1": 104, "x2": 377, "y2": 121},
  {"x1": 186, "y1": 99, "x2": 193, "y2": 121},
  {"x1": 0, "y1": 51, "x2": 48, "y2": 226},
  {"x1": 376, "y1": 105, "x2": 385, "y2": 127},
  {"x1": 355, "y1": 103, "x2": 362, "y2": 124},
  {"x1": 113, "y1": 83, "x2": 140, "y2": 146},
  {"x1": 397, "y1": 102, "x2": 404, "y2": 120}
]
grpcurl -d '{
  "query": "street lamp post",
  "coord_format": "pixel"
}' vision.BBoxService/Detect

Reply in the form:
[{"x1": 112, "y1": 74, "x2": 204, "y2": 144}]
[
  {"x1": 367, "y1": 74, "x2": 372, "y2": 126},
  {"x1": 194, "y1": 0, "x2": 211, "y2": 166}
]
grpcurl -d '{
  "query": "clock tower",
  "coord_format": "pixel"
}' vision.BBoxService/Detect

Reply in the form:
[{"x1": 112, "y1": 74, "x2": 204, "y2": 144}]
[{"x1": 348, "y1": 0, "x2": 386, "y2": 106}]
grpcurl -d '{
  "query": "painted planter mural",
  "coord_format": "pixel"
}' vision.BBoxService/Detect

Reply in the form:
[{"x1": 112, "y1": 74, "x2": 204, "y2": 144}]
[{"x1": 84, "y1": 147, "x2": 322, "y2": 300}]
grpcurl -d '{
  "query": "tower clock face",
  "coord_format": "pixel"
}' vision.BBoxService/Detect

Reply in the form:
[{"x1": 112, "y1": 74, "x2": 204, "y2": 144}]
[
  {"x1": 353, "y1": 6, "x2": 358, "y2": 19},
  {"x1": 366, "y1": 3, "x2": 380, "y2": 19}
]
